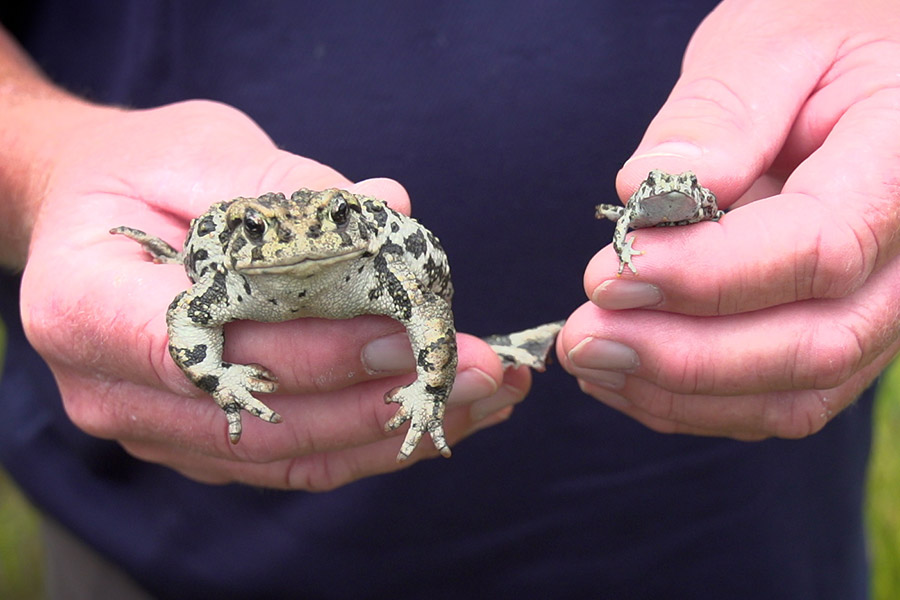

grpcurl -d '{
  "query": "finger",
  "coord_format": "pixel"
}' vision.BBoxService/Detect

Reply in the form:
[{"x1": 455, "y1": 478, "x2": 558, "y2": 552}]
[
  {"x1": 577, "y1": 333, "x2": 895, "y2": 440},
  {"x1": 349, "y1": 177, "x2": 412, "y2": 216},
  {"x1": 224, "y1": 328, "x2": 509, "y2": 397},
  {"x1": 58, "y1": 341, "x2": 526, "y2": 462},
  {"x1": 120, "y1": 435, "x2": 420, "y2": 489},
  {"x1": 119, "y1": 403, "x2": 516, "y2": 491},
  {"x1": 616, "y1": 1, "x2": 841, "y2": 202},
  {"x1": 113, "y1": 388, "x2": 520, "y2": 491},
  {"x1": 773, "y1": 3, "x2": 900, "y2": 172},
  {"x1": 249, "y1": 153, "x2": 414, "y2": 213},
  {"x1": 584, "y1": 192, "x2": 855, "y2": 316},
  {"x1": 121, "y1": 435, "x2": 431, "y2": 490},
  {"x1": 569, "y1": 253, "x2": 900, "y2": 398}
]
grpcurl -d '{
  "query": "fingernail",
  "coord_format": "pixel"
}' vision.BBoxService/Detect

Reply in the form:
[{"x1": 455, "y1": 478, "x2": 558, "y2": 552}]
[
  {"x1": 568, "y1": 337, "x2": 639, "y2": 372},
  {"x1": 361, "y1": 333, "x2": 414, "y2": 373},
  {"x1": 470, "y1": 384, "x2": 523, "y2": 421},
  {"x1": 448, "y1": 368, "x2": 499, "y2": 405},
  {"x1": 592, "y1": 279, "x2": 662, "y2": 309},
  {"x1": 625, "y1": 142, "x2": 703, "y2": 163}
]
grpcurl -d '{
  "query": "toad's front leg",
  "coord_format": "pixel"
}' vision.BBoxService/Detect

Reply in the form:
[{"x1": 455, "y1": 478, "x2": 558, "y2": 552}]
[
  {"x1": 596, "y1": 205, "x2": 640, "y2": 274},
  {"x1": 166, "y1": 274, "x2": 281, "y2": 443}
]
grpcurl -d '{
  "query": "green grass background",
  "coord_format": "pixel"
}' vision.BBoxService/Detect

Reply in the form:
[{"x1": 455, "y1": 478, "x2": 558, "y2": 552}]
[
  {"x1": 1, "y1": 360, "x2": 899, "y2": 598},
  {"x1": 868, "y1": 361, "x2": 900, "y2": 600}
]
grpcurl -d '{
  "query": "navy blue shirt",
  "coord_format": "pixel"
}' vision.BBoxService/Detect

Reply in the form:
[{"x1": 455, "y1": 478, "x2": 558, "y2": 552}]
[{"x1": 1, "y1": 2, "x2": 872, "y2": 598}]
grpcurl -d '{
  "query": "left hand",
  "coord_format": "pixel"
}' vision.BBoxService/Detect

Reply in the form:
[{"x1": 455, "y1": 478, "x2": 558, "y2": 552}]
[{"x1": 559, "y1": 0, "x2": 900, "y2": 439}]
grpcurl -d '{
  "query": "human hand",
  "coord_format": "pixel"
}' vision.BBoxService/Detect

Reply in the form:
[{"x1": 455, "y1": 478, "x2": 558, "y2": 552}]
[
  {"x1": 560, "y1": 0, "x2": 900, "y2": 439},
  {"x1": 18, "y1": 100, "x2": 528, "y2": 489}
]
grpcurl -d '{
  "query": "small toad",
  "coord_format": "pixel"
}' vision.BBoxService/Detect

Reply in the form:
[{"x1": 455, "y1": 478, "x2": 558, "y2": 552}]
[{"x1": 596, "y1": 170, "x2": 723, "y2": 274}]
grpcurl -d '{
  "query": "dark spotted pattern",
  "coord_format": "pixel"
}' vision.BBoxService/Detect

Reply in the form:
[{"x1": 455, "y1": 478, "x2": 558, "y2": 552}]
[
  {"x1": 217, "y1": 227, "x2": 233, "y2": 247},
  {"x1": 231, "y1": 235, "x2": 247, "y2": 255},
  {"x1": 363, "y1": 199, "x2": 388, "y2": 229},
  {"x1": 275, "y1": 223, "x2": 294, "y2": 244},
  {"x1": 415, "y1": 327, "x2": 457, "y2": 373},
  {"x1": 305, "y1": 223, "x2": 323, "y2": 239},
  {"x1": 195, "y1": 374, "x2": 219, "y2": 394},
  {"x1": 187, "y1": 247, "x2": 209, "y2": 276},
  {"x1": 186, "y1": 269, "x2": 228, "y2": 325},
  {"x1": 168, "y1": 291, "x2": 186, "y2": 312},
  {"x1": 337, "y1": 230, "x2": 355, "y2": 247},
  {"x1": 373, "y1": 251, "x2": 413, "y2": 321},
  {"x1": 357, "y1": 221, "x2": 370, "y2": 242},
  {"x1": 422, "y1": 256, "x2": 450, "y2": 294},
  {"x1": 403, "y1": 230, "x2": 427, "y2": 259},
  {"x1": 196, "y1": 215, "x2": 217, "y2": 237},
  {"x1": 171, "y1": 343, "x2": 207, "y2": 368}
]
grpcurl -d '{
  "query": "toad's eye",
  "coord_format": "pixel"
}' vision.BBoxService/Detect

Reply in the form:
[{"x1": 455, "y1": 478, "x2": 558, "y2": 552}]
[
  {"x1": 331, "y1": 197, "x2": 350, "y2": 225},
  {"x1": 243, "y1": 209, "x2": 266, "y2": 241}
]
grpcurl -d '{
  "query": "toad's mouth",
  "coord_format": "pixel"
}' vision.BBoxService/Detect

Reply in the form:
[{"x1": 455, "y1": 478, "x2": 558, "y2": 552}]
[{"x1": 236, "y1": 248, "x2": 366, "y2": 275}]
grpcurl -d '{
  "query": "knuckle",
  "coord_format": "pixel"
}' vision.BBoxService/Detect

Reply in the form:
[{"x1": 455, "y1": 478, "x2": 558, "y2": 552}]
[
  {"x1": 287, "y1": 454, "x2": 346, "y2": 492},
  {"x1": 61, "y1": 381, "x2": 125, "y2": 439},
  {"x1": 654, "y1": 346, "x2": 712, "y2": 396},
  {"x1": 762, "y1": 391, "x2": 831, "y2": 439},
  {"x1": 793, "y1": 321, "x2": 865, "y2": 390},
  {"x1": 807, "y1": 214, "x2": 874, "y2": 299},
  {"x1": 670, "y1": 77, "x2": 756, "y2": 139}
]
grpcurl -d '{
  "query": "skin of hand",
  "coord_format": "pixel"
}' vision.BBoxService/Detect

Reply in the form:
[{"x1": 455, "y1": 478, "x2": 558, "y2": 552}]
[
  {"x1": 1, "y1": 34, "x2": 528, "y2": 489},
  {"x1": 560, "y1": 0, "x2": 900, "y2": 440}
]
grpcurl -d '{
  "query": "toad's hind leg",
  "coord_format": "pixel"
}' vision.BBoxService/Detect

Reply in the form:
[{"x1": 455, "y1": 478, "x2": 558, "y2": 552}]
[{"x1": 483, "y1": 320, "x2": 565, "y2": 370}]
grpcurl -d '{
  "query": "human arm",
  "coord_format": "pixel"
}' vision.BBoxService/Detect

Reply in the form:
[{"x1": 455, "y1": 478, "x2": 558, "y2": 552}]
[
  {"x1": 0, "y1": 25, "x2": 528, "y2": 489},
  {"x1": 560, "y1": 0, "x2": 900, "y2": 438}
]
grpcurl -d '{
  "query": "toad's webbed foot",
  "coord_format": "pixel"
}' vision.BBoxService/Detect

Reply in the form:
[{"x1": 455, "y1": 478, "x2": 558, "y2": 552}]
[
  {"x1": 207, "y1": 363, "x2": 281, "y2": 443},
  {"x1": 383, "y1": 381, "x2": 450, "y2": 462},
  {"x1": 617, "y1": 234, "x2": 643, "y2": 275}
]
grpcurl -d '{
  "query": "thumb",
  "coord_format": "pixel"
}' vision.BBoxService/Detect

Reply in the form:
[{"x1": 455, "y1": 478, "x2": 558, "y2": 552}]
[
  {"x1": 349, "y1": 177, "x2": 412, "y2": 216},
  {"x1": 616, "y1": 0, "x2": 838, "y2": 205}
]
